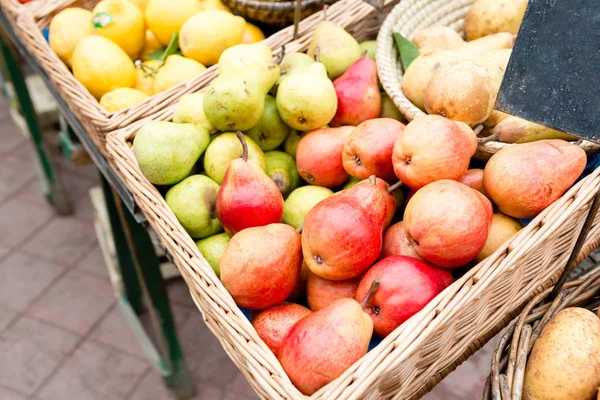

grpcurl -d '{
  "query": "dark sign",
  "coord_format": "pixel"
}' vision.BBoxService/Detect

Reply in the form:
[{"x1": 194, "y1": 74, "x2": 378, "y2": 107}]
[{"x1": 496, "y1": 0, "x2": 600, "y2": 143}]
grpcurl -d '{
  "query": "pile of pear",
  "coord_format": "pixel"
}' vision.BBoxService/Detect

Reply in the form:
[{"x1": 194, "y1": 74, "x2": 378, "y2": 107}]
[
  {"x1": 402, "y1": 0, "x2": 578, "y2": 144},
  {"x1": 131, "y1": 10, "x2": 589, "y2": 395}
]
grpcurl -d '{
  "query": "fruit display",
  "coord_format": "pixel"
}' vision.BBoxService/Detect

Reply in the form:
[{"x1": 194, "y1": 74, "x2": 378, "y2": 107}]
[
  {"x1": 129, "y1": 1, "x2": 593, "y2": 395},
  {"x1": 47, "y1": 0, "x2": 266, "y2": 111}
]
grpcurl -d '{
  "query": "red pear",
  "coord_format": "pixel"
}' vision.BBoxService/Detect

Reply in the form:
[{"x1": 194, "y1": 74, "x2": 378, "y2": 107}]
[
  {"x1": 380, "y1": 221, "x2": 423, "y2": 260},
  {"x1": 404, "y1": 180, "x2": 493, "y2": 268},
  {"x1": 296, "y1": 126, "x2": 353, "y2": 188},
  {"x1": 483, "y1": 140, "x2": 587, "y2": 219},
  {"x1": 220, "y1": 223, "x2": 302, "y2": 309},
  {"x1": 251, "y1": 302, "x2": 312, "y2": 356},
  {"x1": 278, "y1": 293, "x2": 375, "y2": 395},
  {"x1": 342, "y1": 118, "x2": 405, "y2": 182},
  {"x1": 216, "y1": 132, "x2": 283, "y2": 235},
  {"x1": 302, "y1": 177, "x2": 387, "y2": 280},
  {"x1": 286, "y1": 261, "x2": 310, "y2": 301},
  {"x1": 392, "y1": 115, "x2": 477, "y2": 190},
  {"x1": 306, "y1": 271, "x2": 361, "y2": 311},
  {"x1": 330, "y1": 56, "x2": 382, "y2": 127},
  {"x1": 458, "y1": 168, "x2": 491, "y2": 199},
  {"x1": 356, "y1": 256, "x2": 453, "y2": 337}
]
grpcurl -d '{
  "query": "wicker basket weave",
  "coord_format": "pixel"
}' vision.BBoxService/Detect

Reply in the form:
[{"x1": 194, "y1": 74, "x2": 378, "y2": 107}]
[
  {"x1": 15, "y1": 0, "x2": 325, "y2": 157},
  {"x1": 482, "y1": 259, "x2": 600, "y2": 400},
  {"x1": 222, "y1": 0, "x2": 336, "y2": 27},
  {"x1": 375, "y1": 0, "x2": 600, "y2": 160},
  {"x1": 104, "y1": 1, "x2": 600, "y2": 398},
  {"x1": 0, "y1": 0, "x2": 44, "y2": 33}
]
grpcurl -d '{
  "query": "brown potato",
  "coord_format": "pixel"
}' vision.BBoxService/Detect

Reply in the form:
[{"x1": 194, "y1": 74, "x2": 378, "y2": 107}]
[{"x1": 465, "y1": 0, "x2": 528, "y2": 40}]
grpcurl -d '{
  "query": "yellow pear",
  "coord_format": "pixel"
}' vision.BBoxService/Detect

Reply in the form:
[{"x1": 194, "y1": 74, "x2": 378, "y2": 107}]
[
  {"x1": 179, "y1": 11, "x2": 246, "y2": 66},
  {"x1": 72, "y1": 35, "x2": 136, "y2": 99},
  {"x1": 465, "y1": 0, "x2": 528, "y2": 40},
  {"x1": 92, "y1": 0, "x2": 145, "y2": 59},
  {"x1": 49, "y1": 8, "x2": 94, "y2": 68},
  {"x1": 475, "y1": 213, "x2": 522, "y2": 262}
]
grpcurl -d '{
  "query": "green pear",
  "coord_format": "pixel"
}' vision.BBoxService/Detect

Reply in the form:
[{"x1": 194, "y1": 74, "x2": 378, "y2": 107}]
[
  {"x1": 245, "y1": 95, "x2": 291, "y2": 151},
  {"x1": 359, "y1": 40, "x2": 377, "y2": 60},
  {"x1": 379, "y1": 92, "x2": 405, "y2": 122},
  {"x1": 282, "y1": 185, "x2": 333, "y2": 229},
  {"x1": 133, "y1": 121, "x2": 210, "y2": 185},
  {"x1": 218, "y1": 43, "x2": 273, "y2": 73},
  {"x1": 283, "y1": 130, "x2": 305, "y2": 158},
  {"x1": 172, "y1": 92, "x2": 215, "y2": 132},
  {"x1": 275, "y1": 52, "x2": 315, "y2": 88},
  {"x1": 343, "y1": 176, "x2": 362, "y2": 190},
  {"x1": 203, "y1": 72, "x2": 265, "y2": 132},
  {"x1": 203, "y1": 132, "x2": 266, "y2": 184},
  {"x1": 307, "y1": 21, "x2": 361, "y2": 79},
  {"x1": 276, "y1": 62, "x2": 337, "y2": 131},
  {"x1": 265, "y1": 151, "x2": 299, "y2": 197},
  {"x1": 196, "y1": 232, "x2": 231, "y2": 277},
  {"x1": 165, "y1": 175, "x2": 222, "y2": 239}
]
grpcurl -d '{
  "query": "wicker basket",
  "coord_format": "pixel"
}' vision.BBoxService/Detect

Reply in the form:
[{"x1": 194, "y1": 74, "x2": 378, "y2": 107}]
[
  {"x1": 222, "y1": 0, "x2": 337, "y2": 27},
  {"x1": 375, "y1": 0, "x2": 600, "y2": 160},
  {"x1": 0, "y1": 0, "x2": 44, "y2": 32},
  {"x1": 15, "y1": 0, "x2": 326, "y2": 156},
  {"x1": 482, "y1": 257, "x2": 600, "y2": 400},
  {"x1": 103, "y1": 1, "x2": 600, "y2": 398}
]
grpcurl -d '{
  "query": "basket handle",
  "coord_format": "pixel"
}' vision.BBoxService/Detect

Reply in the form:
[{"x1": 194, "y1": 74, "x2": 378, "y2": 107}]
[{"x1": 550, "y1": 187, "x2": 600, "y2": 298}]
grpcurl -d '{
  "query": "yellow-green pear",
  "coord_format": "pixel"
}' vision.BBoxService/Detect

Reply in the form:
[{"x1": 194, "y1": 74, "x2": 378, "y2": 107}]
[
  {"x1": 203, "y1": 132, "x2": 266, "y2": 184},
  {"x1": 218, "y1": 43, "x2": 273, "y2": 72},
  {"x1": 246, "y1": 95, "x2": 291, "y2": 151},
  {"x1": 283, "y1": 130, "x2": 306, "y2": 158},
  {"x1": 274, "y1": 52, "x2": 315, "y2": 89},
  {"x1": 265, "y1": 151, "x2": 299, "y2": 197},
  {"x1": 379, "y1": 92, "x2": 405, "y2": 122},
  {"x1": 307, "y1": 21, "x2": 361, "y2": 79},
  {"x1": 165, "y1": 175, "x2": 222, "y2": 239},
  {"x1": 172, "y1": 92, "x2": 215, "y2": 131},
  {"x1": 359, "y1": 40, "x2": 377, "y2": 60},
  {"x1": 133, "y1": 121, "x2": 209, "y2": 185},
  {"x1": 196, "y1": 232, "x2": 231, "y2": 276},
  {"x1": 282, "y1": 186, "x2": 333, "y2": 229}
]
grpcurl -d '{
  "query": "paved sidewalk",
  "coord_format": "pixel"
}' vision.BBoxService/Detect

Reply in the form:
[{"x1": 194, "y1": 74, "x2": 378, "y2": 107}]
[{"x1": 0, "y1": 96, "x2": 525, "y2": 399}]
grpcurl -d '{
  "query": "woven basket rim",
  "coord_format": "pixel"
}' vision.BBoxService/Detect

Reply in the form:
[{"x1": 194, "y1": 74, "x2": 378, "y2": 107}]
[{"x1": 225, "y1": 0, "x2": 327, "y2": 12}]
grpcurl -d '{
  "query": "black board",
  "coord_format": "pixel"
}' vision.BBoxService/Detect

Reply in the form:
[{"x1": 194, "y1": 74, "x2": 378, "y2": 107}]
[{"x1": 495, "y1": 0, "x2": 600, "y2": 143}]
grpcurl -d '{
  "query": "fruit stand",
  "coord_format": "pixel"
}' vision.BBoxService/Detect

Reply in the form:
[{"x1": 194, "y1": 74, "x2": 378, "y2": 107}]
[{"x1": 2, "y1": 0, "x2": 600, "y2": 398}]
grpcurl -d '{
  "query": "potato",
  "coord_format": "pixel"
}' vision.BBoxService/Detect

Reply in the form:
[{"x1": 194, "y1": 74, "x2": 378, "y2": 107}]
[
  {"x1": 524, "y1": 307, "x2": 600, "y2": 400},
  {"x1": 464, "y1": 0, "x2": 528, "y2": 40}
]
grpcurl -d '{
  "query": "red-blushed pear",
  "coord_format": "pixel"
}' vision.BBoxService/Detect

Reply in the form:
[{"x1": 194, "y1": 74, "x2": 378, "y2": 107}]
[
  {"x1": 216, "y1": 132, "x2": 283, "y2": 235},
  {"x1": 330, "y1": 56, "x2": 382, "y2": 127},
  {"x1": 458, "y1": 168, "x2": 491, "y2": 200},
  {"x1": 302, "y1": 176, "x2": 387, "y2": 280},
  {"x1": 346, "y1": 176, "x2": 398, "y2": 229},
  {"x1": 403, "y1": 180, "x2": 493, "y2": 268},
  {"x1": 278, "y1": 282, "x2": 379, "y2": 395},
  {"x1": 296, "y1": 126, "x2": 353, "y2": 188},
  {"x1": 357, "y1": 256, "x2": 453, "y2": 337},
  {"x1": 380, "y1": 221, "x2": 423, "y2": 260},
  {"x1": 483, "y1": 139, "x2": 587, "y2": 219},
  {"x1": 251, "y1": 302, "x2": 312, "y2": 356},
  {"x1": 220, "y1": 223, "x2": 302, "y2": 309},
  {"x1": 306, "y1": 271, "x2": 361, "y2": 311},
  {"x1": 286, "y1": 261, "x2": 310, "y2": 301},
  {"x1": 392, "y1": 115, "x2": 477, "y2": 190},
  {"x1": 342, "y1": 118, "x2": 405, "y2": 183}
]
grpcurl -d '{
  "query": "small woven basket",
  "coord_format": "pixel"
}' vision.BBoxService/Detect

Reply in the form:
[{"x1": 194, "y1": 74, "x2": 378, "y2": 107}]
[
  {"x1": 15, "y1": 0, "x2": 320, "y2": 157},
  {"x1": 222, "y1": 0, "x2": 336, "y2": 27},
  {"x1": 482, "y1": 260, "x2": 600, "y2": 400},
  {"x1": 375, "y1": 0, "x2": 600, "y2": 160}
]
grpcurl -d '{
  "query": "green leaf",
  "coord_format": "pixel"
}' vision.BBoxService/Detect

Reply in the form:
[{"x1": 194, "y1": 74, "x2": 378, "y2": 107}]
[
  {"x1": 393, "y1": 31, "x2": 419, "y2": 72},
  {"x1": 143, "y1": 32, "x2": 180, "y2": 62},
  {"x1": 144, "y1": 48, "x2": 166, "y2": 60}
]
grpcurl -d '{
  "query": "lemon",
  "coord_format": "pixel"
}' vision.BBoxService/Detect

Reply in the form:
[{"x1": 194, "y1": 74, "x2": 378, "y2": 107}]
[
  {"x1": 124, "y1": 0, "x2": 149, "y2": 12},
  {"x1": 72, "y1": 35, "x2": 136, "y2": 99},
  {"x1": 135, "y1": 59, "x2": 162, "y2": 95},
  {"x1": 92, "y1": 0, "x2": 145, "y2": 59},
  {"x1": 100, "y1": 87, "x2": 149, "y2": 111},
  {"x1": 242, "y1": 22, "x2": 265, "y2": 44},
  {"x1": 145, "y1": 0, "x2": 204, "y2": 46},
  {"x1": 179, "y1": 11, "x2": 245, "y2": 66},
  {"x1": 202, "y1": 0, "x2": 231, "y2": 12},
  {"x1": 153, "y1": 55, "x2": 206, "y2": 93},
  {"x1": 49, "y1": 8, "x2": 94, "y2": 68},
  {"x1": 141, "y1": 30, "x2": 162, "y2": 60}
]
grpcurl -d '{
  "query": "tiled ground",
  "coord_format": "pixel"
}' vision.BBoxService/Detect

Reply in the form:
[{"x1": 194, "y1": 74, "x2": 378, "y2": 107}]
[{"x1": 0, "y1": 96, "x2": 497, "y2": 400}]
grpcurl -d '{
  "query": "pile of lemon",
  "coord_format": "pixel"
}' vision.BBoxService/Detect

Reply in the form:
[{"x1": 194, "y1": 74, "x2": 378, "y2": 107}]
[{"x1": 48, "y1": 0, "x2": 266, "y2": 112}]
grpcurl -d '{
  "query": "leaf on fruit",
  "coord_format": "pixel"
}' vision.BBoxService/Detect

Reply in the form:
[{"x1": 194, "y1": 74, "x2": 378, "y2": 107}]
[
  {"x1": 145, "y1": 32, "x2": 181, "y2": 61},
  {"x1": 393, "y1": 32, "x2": 419, "y2": 71}
]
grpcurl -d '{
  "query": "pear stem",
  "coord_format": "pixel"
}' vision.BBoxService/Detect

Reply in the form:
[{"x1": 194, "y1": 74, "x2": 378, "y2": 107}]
[
  {"x1": 236, "y1": 131, "x2": 248, "y2": 162},
  {"x1": 276, "y1": 45, "x2": 286, "y2": 65},
  {"x1": 477, "y1": 133, "x2": 499, "y2": 144},
  {"x1": 296, "y1": 222, "x2": 303, "y2": 234},
  {"x1": 369, "y1": 175, "x2": 377, "y2": 185},
  {"x1": 361, "y1": 49, "x2": 368, "y2": 58},
  {"x1": 360, "y1": 280, "x2": 380, "y2": 309},
  {"x1": 314, "y1": 46, "x2": 321, "y2": 63},
  {"x1": 473, "y1": 124, "x2": 484, "y2": 136},
  {"x1": 387, "y1": 180, "x2": 403, "y2": 194}
]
